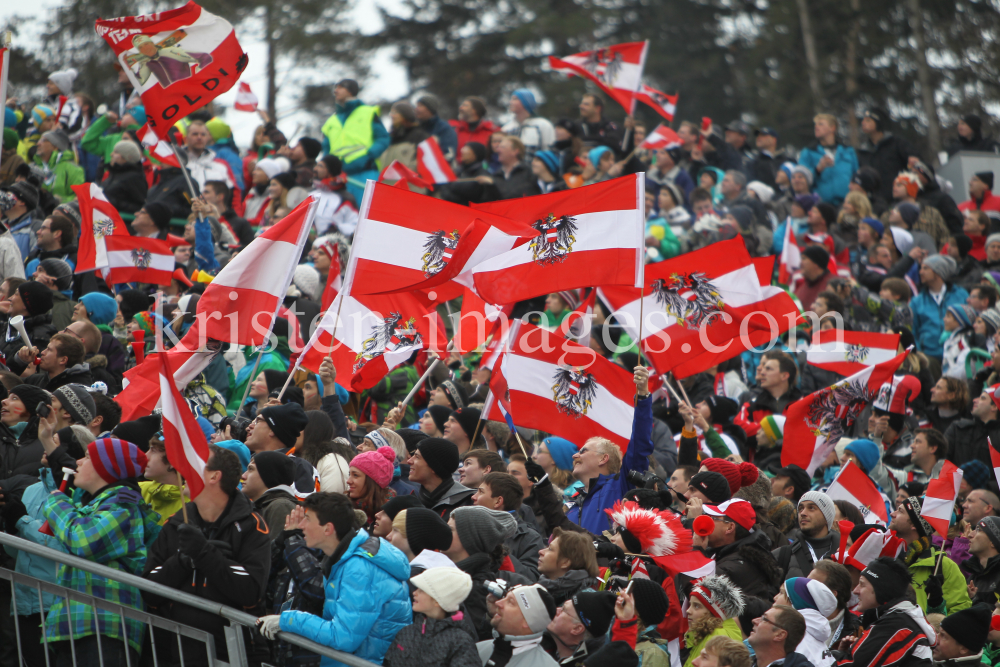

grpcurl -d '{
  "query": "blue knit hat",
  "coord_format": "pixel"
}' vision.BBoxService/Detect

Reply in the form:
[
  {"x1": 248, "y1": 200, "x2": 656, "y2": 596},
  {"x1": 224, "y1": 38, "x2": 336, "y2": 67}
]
[
  {"x1": 512, "y1": 89, "x2": 537, "y2": 116},
  {"x1": 542, "y1": 437, "x2": 577, "y2": 471},
  {"x1": 947, "y1": 304, "x2": 976, "y2": 330},
  {"x1": 125, "y1": 105, "x2": 146, "y2": 127},
  {"x1": 962, "y1": 460, "x2": 991, "y2": 490},
  {"x1": 589, "y1": 146, "x2": 611, "y2": 169},
  {"x1": 860, "y1": 217, "x2": 884, "y2": 238},
  {"x1": 844, "y1": 439, "x2": 880, "y2": 474},
  {"x1": 79, "y1": 292, "x2": 119, "y2": 326},
  {"x1": 215, "y1": 439, "x2": 251, "y2": 473},
  {"x1": 535, "y1": 150, "x2": 561, "y2": 177}
]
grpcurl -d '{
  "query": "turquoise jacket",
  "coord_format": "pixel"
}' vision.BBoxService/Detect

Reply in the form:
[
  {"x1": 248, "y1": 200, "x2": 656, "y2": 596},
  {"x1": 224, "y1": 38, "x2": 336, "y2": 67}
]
[{"x1": 798, "y1": 143, "x2": 858, "y2": 206}]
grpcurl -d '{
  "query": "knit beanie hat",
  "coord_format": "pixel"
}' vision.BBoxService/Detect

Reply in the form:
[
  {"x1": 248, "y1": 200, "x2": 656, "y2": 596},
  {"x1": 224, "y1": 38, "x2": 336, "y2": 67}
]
[
  {"x1": 861, "y1": 556, "x2": 912, "y2": 604},
  {"x1": 7, "y1": 181, "x2": 39, "y2": 212},
  {"x1": 261, "y1": 370, "x2": 289, "y2": 395},
  {"x1": 10, "y1": 385, "x2": 51, "y2": 420},
  {"x1": 292, "y1": 264, "x2": 321, "y2": 301},
  {"x1": 701, "y1": 458, "x2": 758, "y2": 495},
  {"x1": 416, "y1": 438, "x2": 460, "y2": 480},
  {"x1": 896, "y1": 202, "x2": 921, "y2": 227},
  {"x1": 405, "y1": 507, "x2": 453, "y2": 555},
  {"x1": 589, "y1": 146, "x2": 611, "y2": 170},
  {"x1": 141, "y1": 201, "x2": 172, "y2": 231},
  {"x1": 784, "y1": 577, "x2": 837, "y2": 617},
  {"x1": 571, "y1": 591, "x2": 617, "y2": 636},
  {"x1": 132, "y1": 311, "x2": 163, "y2": 338},
  {"x1": 901, "y1": 496, "x2": 934, "y2": 538},
  {"x1": 844, "y1": 439, "x2": 880, "y2": 474},
  {"x1": 53, "y1": 384, "x2": 96, "y2": 426},
  {"x1": 416, "y1": 95, "x2": 440, "y2": 116},
  {"x1": 947, "y1": 304, "x2": 976, "y2": 330},
  {"x1": 816, "y1": 202, "x2": 838, "y2": 226},
  {"x1": 802, "y1": 245, "x2": 830, "y2": 270},
  {"x1": 111, "y1": 415, "x2": 160, "y2": 452},
  {"x1": 535, "y1": 150, "x2": 561, "y2": 177},
  {"x1": 318, "y1": 154, "x2": 343, "y2": 179},
  {"x1": 253, "y1": 450, "x2": 296, "y2": 489},
  {"x1": 381, "y1": 494, "x2": 423, "y2": 520},
  {"x1": 704, "y1": 395, "x2": 739, "y2": 425},
  {"x1": 793, "y1": 194, "x2": 818, "y2": 214},
  {"x1": 38, "y1": 258, "x2": 73, "y2": 291},
  {"x1": 273, "y1": 171, "x2": 298, "y2": 191},
  {"x1": 17, "y1": 281, "x2": 53, "y2": 317},
  {"x1": 790, "y1": 165, "x2": 814, "y2": 187},
  {"x1": 542, "y1": 437, "x2": 577, "y2": 471},
  {"x1": 512, "y1": 89, "x2": 537, "y2": 116},
  {"x1": 48, "y1": 68, "x2": 78, "y2": 95},
  {"x1": 40, "y1": 130, "x2": 70, "y2": 153},
  {"x1": 112, "y1": 140, "x2": 142, "y2": 165},
  {"x1": 962, "y1": 460, "x2": 991, "y2": 491},
  {"x1": 887, "y1": 227, "x2": 913, "y2": 255},
  {"x1": 630, "y1": 578, "x2": 669, "y2": 625},
  {"x1": 451, "y1": 505, "x2": 517, "y2": 555},
  {"x1": 255, "y1": 158, "x2": 283, "y2": 180},
  {"x1": 980, "y1": 309, "x2": 1000, "y2": 339},
  {"x1": 438, "y1": 380, "x2": 467, "y2": 410},
  {"x1": 87, "y1": 437, "x2": 147, "y2": 484},
  {"x1": 117, "y1": 289, "x2": 150, "y2": 323},
  {"x1": 351, "y1": 446, "x2": 396, "y2": 489},
  {"x1": 979, "y1": 516, "x2": 1000, "y2": 553},
  {"x1": 260, "y1": 402, "x2": 309, "y2": 448},
  {"x1": 976, "y1": 171, "x2": 995, "y2": 191},
  {"x1": 78, "y1": 293, "x2": 119, "y2": 326},
  {"x1": 31, "y1": 105, "x2": 55, "y2": 128},
  {"x1": 296, "y1": 137, "x2": 322, "y2": 161},
  {"x1": 411, "y1": 567, "x2": 473, "y2": 613},
  {"x1": 941, "y1": 603, "x2": 992, "y2": 653},
  {"x1": 688, "y1": 471, "x2": 732, "y2": 504},
  {"x1": 215, "y1": 439, "x2": 251, "y2": 473},
  {"x1": 798, "y1": 491, "x2": 836, "y2": 531},
  {"x1": 860, "y1": 216, "x2": 884, "y2": 238},
  {"x1": 759, "y1": 415, "x2": 785, "y2": 445},
  {"x1": 690, "y1": 574, "x2": 745, "y2": 619},
  {"x1": 450, "y1": 406, "x2": 481, "y2": 440},
  {"x1": 1, "y1": 128, "x2": 16, "y2": 151},
  {"x1": 426, "y1": 405, "x2": 451, "y2": 434},
  {"x1": 923, "y1": 253, "x2": 957, "y2": 281}
]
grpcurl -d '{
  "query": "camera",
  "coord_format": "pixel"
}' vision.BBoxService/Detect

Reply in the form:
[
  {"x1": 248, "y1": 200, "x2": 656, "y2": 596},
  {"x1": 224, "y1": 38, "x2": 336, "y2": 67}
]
[
  {"x1": 219, "y1": 416, "x2": 250, "y2": 443},
  {"x1": 626, "y1": 469, "x2": 664, "y2": 490},
  {"x1": 484, "y1": 579, "x2": 509, "y2": 599},
  {"x1": 36, "y1": 402, "x2": 50, "y2": 419}
]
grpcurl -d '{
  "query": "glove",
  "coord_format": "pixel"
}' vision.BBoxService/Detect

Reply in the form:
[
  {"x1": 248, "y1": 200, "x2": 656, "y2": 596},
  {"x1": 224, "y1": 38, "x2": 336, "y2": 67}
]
[
  {"x1": 595, "y1": 540, "x2": 626, "y2": 561},
  {"x1": 177, "y1": 523, "x2": 208, "y2": 561},
  {"x1": 257, "y1": 614, "x2": 282, "y2": 640},
  {"x1": 3, "y1": 496, "x2": 28, "y2": 534},
  {"x1": 925, "y1": 572, "x2": 944, "y2": 608},
  {"x1": 206, "y1": 539, "x2": 234, "y2": 560},
  {"x1": 523, "y1": 458, "x2": 547, "y2": 485},
  {"x1": 486, "y1": 634, "x2": 514, "y2": 667}
]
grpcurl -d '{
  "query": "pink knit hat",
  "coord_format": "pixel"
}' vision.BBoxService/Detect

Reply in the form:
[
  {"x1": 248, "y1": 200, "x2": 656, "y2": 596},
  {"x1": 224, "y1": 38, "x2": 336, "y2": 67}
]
[{"x1": 350, "y1": 446, "x2": 396, "y2": 488}]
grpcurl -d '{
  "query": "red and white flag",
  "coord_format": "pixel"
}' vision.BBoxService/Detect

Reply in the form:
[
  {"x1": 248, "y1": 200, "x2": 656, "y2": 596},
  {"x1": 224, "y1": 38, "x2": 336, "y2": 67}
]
[
  {"x1": 158, "y1": 346, "x2": 211, "y2": 498},
  {"x1": 137, "y1": 123, "x2": 182, "y2": 169},
  {"x1": 233, "y1": 81, "x2": 257, "y2": 112},
  {"x1": 920, "y1": 460, "x2": 963, "y2": 538},
  {"x1": 0, "y1": 46, "x2": 10, "y2": 136},
  {"x1": 640, "y1": 124, "x2": 682, "y2": 151},
  {"x1": 563, "y1": 288, "x2": 596, "y2": 348},
  {"x1": 482, "y1": 323, "x2": 637, "y2": 451},
  {"x1": 196, "y1": 196, "x2": 315, "y2": 345},
  {"x1": 452, "y1": 288, "x2": 511, "y2": 355},
  {"x1": 825, "y1": 460, "x2": 889, "y2": 525},
  {"x1": 838, "y1": 527, "x2": 906, "y2": 572},
  {"x1": 97, "y1": 2, "x2": 249, "y2": 140},
  {"x1": 991, "y1": 436, "x2": 1000, "y2": 490},
  {"x1": 467, "y1": 175, "x2": 645, "y2": 304},
  {"x1": 103, "y1": 235, "x2": 175, "y2": 286},
  {"x1": 778, "y1": 220, "x2": 801, "y2": 286},
  {"x1": 807, "y1": 330, "x2": 901, "y2": 377},
  {"x1": 782, "y1": 349, "x2": 910, "y2": 476},
  {"x1": 549, "y1": 41, "x2": 648, "y2": 113},
  {"x1": 484, "y1": 346, "x2": 518, "y2": 433},
  {"x1": 380, "y1": 160, "x2": 433, "y2": 191},
  {"x1": 600, "y1": 240, "x2": 798, "y2": 378},
  {"x1": 348, "y1": 181, "x2": 533, "y2": 299},
  {"x1": 634, "y1": 84, "x2": 677, "y2": 122},
  {"x1": 296, "y1": 291, "x2": 447, "y2": 391},
  {"x1": 319, "y1": 243, "x2": 343, "y2": 312},
  {"x1": 72, "y1": 183, "x2": 130, "y2": 274},
  {"x1": 416, "y1": 138, "x2": 456, "y2": 183}
]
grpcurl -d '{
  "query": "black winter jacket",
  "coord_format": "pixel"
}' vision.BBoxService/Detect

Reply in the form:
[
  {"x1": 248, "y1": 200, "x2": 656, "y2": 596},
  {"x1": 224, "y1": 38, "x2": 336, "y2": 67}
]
[
  {"x1": 834, "y1": 600, "x2": 933, "y2": 667},
  {"x1": 962, "y1": 553, "x2": 1000, "y2": 606},
  {"x1": 101, "y1": 162, "x2": 148, "y2": 214},
  {"x1": 944, "y1": 417, "x2": 1000, "y2": 467},
  {"x1": 455, "y1": 552, "x2": 530, "y2": 641},
  {"x1": 713, "y1": 530, "x2": 782, "y2": 601},
  {"x1": 0, "y1": 312, "x2": 55, "y2": 372},
  {"x1": 384, "y1": 614, "x2": 481, "y2": 667},
  {"x1": 146, "y1": 167, "x2": 198, "y2": 220},
  {"x1": 23, "y1": 362, "x2": 94, "y2": 393},
  {"x1": 858, "y1": 132, "x2": 919, "y2": 202}
]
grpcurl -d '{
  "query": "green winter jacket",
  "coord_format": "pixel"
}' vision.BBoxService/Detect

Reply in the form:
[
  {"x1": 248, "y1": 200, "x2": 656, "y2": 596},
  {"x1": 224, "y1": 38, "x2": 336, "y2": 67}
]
[
  {"x1": 364, "y1": 364, "x2": 420, "y2": 424},
  {"x1": 81, "y1": 114, "x2": 127, "y2": 165},
  {"x1": 683, "y1": 618, "x2": 742, "y2": 667},
  {"x1": 139, "y1": 481, "x2": 184, "y2": 526},
  {"x1": 908, "y1": 547, "x2": 972, "y2": 614},
  {"x1": 33, "y1": 148, "x2": 84, "y2": 202}
]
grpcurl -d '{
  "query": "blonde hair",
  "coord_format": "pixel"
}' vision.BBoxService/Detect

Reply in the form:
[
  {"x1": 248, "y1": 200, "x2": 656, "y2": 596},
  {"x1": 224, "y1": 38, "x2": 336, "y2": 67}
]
[
  {"x1": 369, "y1": 428, "x2": 407, "y2": 463},
  {"x1": 843, "y1": 191, "x2": 872, "y2": 219},
  {"x1": 393, "y1": 509, "x2": 408, "y2": 538},
  {"x1": 814, "y1": 114, "x2": 838, "y2": 130},
  {"x1": 502, "y1": 136, "x2": 526, "y2": 160},
  {"x1": 704, "y1": 637, "x2": 751, "y2": 667},
  {"x1": 687, "y1": 615, "x2": 724, "y2": 647},
  {"x1": 585, "y1": 437, "x2": 623, "y2": 474}
]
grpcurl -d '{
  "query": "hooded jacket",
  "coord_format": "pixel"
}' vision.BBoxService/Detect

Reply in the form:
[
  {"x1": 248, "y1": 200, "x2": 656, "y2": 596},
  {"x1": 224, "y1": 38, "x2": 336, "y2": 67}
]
[
  {"x1": 798, "y1": 143, "x2": 859, "y2": 206},
  {"x1": 713, "y1": 530, "x2": 783, "y2": 601},
  {"x1": 906, "y1": 546, "x2": 971, "y2": 614},
  {"x1": 384, "y1": 612, "x2": 481, "y2": 667},
  {"x1": 943, "y1": 417, "x2": 1000, "y2": 468},
  {"x1": 796, "y1": 608, "x2": 835, "y2": 667},
  {"x1": 254, "y1": 486, "x2": 298, "y2": 540},
  {"x1": 33, "y1": 149, "x2": 84, "y2": 202},
  {"x1": 962, "y1": 553, "x2": 1000, "y2": 606},
  {"x1": 834, "y1": 599, "x2": 933, "y2": 667},
  {"x1": 23, "y1": 361, "x2": 94, "y2": 393},
  {"x1": 138, "y1": 481, "x2": 183, "y2": 526},
  {"x1": 910, "y1": 282, "x2": 969, "y2": 358},
  {"x1": 279, "y1": 529, "x2": 413, "y2": 667},
  {"x1": 101, "y1": 161, "x2": 148, "y2": 214}
]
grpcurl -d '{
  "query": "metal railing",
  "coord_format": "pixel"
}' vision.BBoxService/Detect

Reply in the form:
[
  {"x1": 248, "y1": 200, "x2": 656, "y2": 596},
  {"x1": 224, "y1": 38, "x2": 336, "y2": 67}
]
[{"x1": 0, "y1": 531, "x2": 377, "y2": 667}]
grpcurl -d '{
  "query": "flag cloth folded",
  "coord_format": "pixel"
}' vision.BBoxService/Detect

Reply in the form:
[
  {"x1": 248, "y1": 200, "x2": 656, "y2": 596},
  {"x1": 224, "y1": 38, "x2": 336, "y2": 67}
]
[
  {"x1": 103, "y1": 236, "x2": 175, "y2": 286},
  {"x1": 920, "y1": 460, "x2": 963, "y2": 538},
  {"x1": 379, "y1": 160, "x2": 433, "y2": 191},
  {"x1": 137, "y1": 123, "x2": 182, "y2": 168},
  {"x1": 451, "y1": 287, "x2": 511, "y2": 355},
  {"x1": 548, "y1": 41, "x2": 648, "y2": 113},
  {"x1": 73, "y1": 183, "x2": 130, "y2": 274},
  {"x1": 806, "y1": 330, "x2": 901, "y2": 377},
  {"x1": 416, "y1": 137, "x2": 456, "y2": 183},
  {"x1": 824, "y1": 460, "x2": 888, "y2": 525},
  {"x1": 234, "y1": 81, "x2": 258, "y2": 112},
  {"x1": 640, "y1": 124, "x2": 682, "y2": 150},
  {"x1": 159, "y1": 348, "x2": 211, "y2": 498},
  {"x1": 634, "y1": 84, "x2": 678, "y2": 122},
  {"x1": 778, "y1": 219, "x2": 801, "y2": 286}
]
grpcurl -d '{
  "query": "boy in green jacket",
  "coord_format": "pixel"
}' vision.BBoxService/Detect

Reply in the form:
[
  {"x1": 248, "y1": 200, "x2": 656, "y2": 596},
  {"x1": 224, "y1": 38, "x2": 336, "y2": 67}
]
[{"x1": 32, "y1": 130, "x2": 84, "y2": 202}]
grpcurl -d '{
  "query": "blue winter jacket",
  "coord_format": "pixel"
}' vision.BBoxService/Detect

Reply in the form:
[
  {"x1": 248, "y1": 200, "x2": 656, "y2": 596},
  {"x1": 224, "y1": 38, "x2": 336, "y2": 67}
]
[
  {"x1": 279, "y1": 530, "x2": 412, "y2": 667},
  {"x1": 910, "y1": 283, "x2": 969, "y2": 358},
  {"x1": 566, "y1": 395, "x2": 654, "y2": 534},
  {"x1": 210, "y1": 140, "x2": 244, "y2": 191},
  {"x1": 798, "y1": 144, "x2": 858, "y2": 206}
]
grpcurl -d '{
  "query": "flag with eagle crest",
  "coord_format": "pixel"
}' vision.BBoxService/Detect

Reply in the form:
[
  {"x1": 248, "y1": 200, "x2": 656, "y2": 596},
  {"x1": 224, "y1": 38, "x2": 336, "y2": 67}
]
[
  {"x1": 103, "y1": 235, "x2": 174, "y2": 285},
  {"x1": 806, "y1": 329, "x2": 901, "y2": 377},
  {"x1": 482, "y1": 322, "x2": 638, "y2": 451},
  {"x1": 548, "y1": 41, "x2": 648, "y2": 113},
  {"x1": 634, "y1": 84, "x2": 678, "y2": 122},
  {"x1": 73, "y1": 183, "x2": 130, "y2": 275},
  {"x1": 782, "y1": 348, "x2": 910, "y2": 475}
]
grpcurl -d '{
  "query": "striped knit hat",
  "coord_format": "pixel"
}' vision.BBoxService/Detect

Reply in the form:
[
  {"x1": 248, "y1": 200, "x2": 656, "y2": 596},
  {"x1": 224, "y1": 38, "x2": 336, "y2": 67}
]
[
  {"x1": 88, "y1": 437, "x2": 148, "y2": 484},
  {"x1": 689, "y1": 574, "x2": 744, "y2": 619},
  {"x1": 759, "y1": 415, "x2": 784, "y2": 445}
]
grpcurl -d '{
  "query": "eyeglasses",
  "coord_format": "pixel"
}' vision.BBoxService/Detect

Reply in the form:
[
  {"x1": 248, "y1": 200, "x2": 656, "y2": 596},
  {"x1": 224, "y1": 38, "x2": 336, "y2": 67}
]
[
  {"x1": 760, "y1": 616, "x2": 786, "y2": 632},
  {"x1": 559, "y1": 603, "x2": 582, "y2": 624}
]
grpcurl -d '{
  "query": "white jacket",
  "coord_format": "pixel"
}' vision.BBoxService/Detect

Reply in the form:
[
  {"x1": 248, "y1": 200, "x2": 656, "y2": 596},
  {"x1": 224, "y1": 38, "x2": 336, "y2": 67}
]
[
  {"x1": 316, "y1": 452, "x2": 351, "y2": 494},
  {"x1": 796, "y1": 608, "x2": 835, "y2": 667}
]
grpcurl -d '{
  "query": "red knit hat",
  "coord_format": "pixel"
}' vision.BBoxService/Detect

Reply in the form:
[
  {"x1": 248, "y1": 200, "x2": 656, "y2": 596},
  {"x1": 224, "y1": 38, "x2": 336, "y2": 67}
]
[
  {"x1": 701, "y1": 458, "x2": 758, "y2": 495},
  {"x1": 350, "y1": 446, "x2": 396, "y2": 488},
  {"x1": 87, "y1": 437, "x2": 148, "y2": 484}
]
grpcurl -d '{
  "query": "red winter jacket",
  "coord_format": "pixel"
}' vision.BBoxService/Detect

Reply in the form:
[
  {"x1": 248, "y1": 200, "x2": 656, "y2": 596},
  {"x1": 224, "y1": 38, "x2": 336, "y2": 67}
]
[{"x1": 449, "y1": 118, "x2": 501, "y2": 153}]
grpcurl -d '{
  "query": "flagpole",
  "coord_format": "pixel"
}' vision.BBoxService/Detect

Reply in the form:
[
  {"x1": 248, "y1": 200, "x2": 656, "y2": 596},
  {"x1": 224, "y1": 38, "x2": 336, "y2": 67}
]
[
  {"x1": 175, "y1": 471, "x2": 189, "y2": 524},
  {"x1": 277, "y1": 292, "x2": 347, "y2": 402},
  {"x1": 237, "y1": 345, "x2": 266, "y2": 411},
  {"x1": 635, "y1": 261, "x2": 645, "y2": 400},
  {"x1": 167, "y1": 133, "x2": 204, "y2": 212},
  {"x1": 153, "y1": 290, "x2": 164, "y2": 353}
]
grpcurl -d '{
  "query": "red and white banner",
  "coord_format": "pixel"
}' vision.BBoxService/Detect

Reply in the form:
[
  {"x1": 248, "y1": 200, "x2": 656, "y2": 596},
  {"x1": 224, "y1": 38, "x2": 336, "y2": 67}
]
[
  {"x1": 991, "y1": 436, "x2": 1000, "y2": 490},
  {"x1": 807, "y1": 330, "x2": 901, "y2": 377},
  {"x1": 196, "y1": 196, "x2": 315, "y2": 345},
  {"x1": 839, "y1": 527, "x2": 906, "y2": 572},
  {"x1": 416, "y1": 138, "x2": 456, "y2": 183},
  {"x1": 233, "y1": 81, "x2": 257, "y2": 112},
  {"x1": 137, "y1": 123, "x2": 182, "y2": 168},
  {"x1": 98, "y1": 2, "x2": 248, "y2": 139},
  {"x1": 549, "y1": 41, "x2": 648, "y2": 113},
  {"x1": 380, "y1": 160, "x2": 433, "y2": 191},
  {"x1": 104, "y1": 235, "x2": 175, "y2": 285},
  {"x1": 601, "y1": 241, "x2": 798, "y2": 378},
  {"x1": 296, "y1": 291, "x2": 447, "y2": 391},
  {"x1": 468, "y1": 175, "x2": 645, "y2": 304},
  {"x1": 564, "y1": 288, "x2": 596, "y2": 348},
  {"x1": 452, "y1": 287, "x2": 511, "y2": 355},
  {"x1": 921, "y1": 460, "x2": 963, "y2": 538},
  {"x1": 320, "y1": 243, "x2": 342, "y2": 312},
  {"x1": 640, "y1": 124, "x2": 682, "y2": 151},
  {"x1": 72, "y1": 183, "x2": 130, "y2": 274},
  {"x1": 482, "y1": 323, "x2": 637, "y2": 451},
  {"x1": 348, "y1": 181, "x2": 533, "y2": 299},
  {"x1": 825, "y1": 460, "x2": 888, "y2": 525},
  {"x1": 159, "y1": 346, "x2": 211, "y2": 498},
  {"x1": 634, "y1": 84, "x2": 677, "y2": 122},
  {"x1": 782, "y1": 349, "x2": 910, "y2": 475},
  {"x1": 778, "y1": 220, "x2": 801, "y2": 286}
]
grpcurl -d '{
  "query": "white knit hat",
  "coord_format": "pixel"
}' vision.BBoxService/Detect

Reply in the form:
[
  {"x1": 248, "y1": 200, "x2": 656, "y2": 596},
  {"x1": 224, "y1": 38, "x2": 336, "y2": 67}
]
[
  {"x1": 411, "y1": 567, "x2": 473, "y2": 613},
  {"x1": 48, "y1": 68, "x2": 78, "y2": 95},
  {"x1": 255, "y1": 158, "x2": 283, "y2": 180},
  {"x1": 293, "y1": 264, "x2": 321, "y2": 301}
]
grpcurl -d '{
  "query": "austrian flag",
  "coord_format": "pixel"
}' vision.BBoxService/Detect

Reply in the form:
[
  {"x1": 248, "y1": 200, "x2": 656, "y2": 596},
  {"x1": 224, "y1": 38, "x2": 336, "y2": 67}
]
[
  {"x1": 103, "y1": 236, "x2": 174, "y2": 286},
  {"x1": 158, "y1": 347, "x2": 211, "y2": 498},
  {"x1": 72, "y1": 183, "x2": 129, "y2": 274},
  {"x1": 806, "y1": 330, "x2": 901, "y2": 377},
  {"x1": 549, "y1": 41, "x2": 648, "y2": 113},
  {"x1": 920, "y1": 460, "x2": 963, "y2": 538},
  {"x1": 824, "y1": 460, "x2": 888, "y2": 525},
  {"x1": 416, "y1": 138, "x2": 456, "y2": 183},
  {"x1": 640, "y1": 124, "x2": 682, "y2": 151},
  {"x1": 137, "y1": 123, "x2": 182, "y2": 168}
]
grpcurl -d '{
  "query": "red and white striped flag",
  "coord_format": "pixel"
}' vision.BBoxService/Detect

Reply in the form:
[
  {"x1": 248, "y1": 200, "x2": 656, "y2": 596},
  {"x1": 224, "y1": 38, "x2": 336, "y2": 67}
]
[
  {"x1": 158, "y1": 345, "x2": 211, "y2": 498},
  {"x1": 103, "y1": 235, "x2": 175, "y2": 285},
  {"x1": 782, "y1": 349, "x2": 910, "y2": 475},
  {"x1": 234, "y1": 82, "x2": 258, "y2": 112},
  {"x1": 451, "y1": 287, "x2": 511, "y2": 355},
  {"x1": 991, "y1": 436, "x2": 1000, "y2": 490},
  {"x1": 549, "y1": 41, "x2": 648, "y2": 113},
  {"x1": 838, "y1": 527, "x2": 906, "y2": 572},
  {"x1": 807, "y1": 330, "x2": 901, "y2": 377},
  {"x1": 72, "y1": 183, "x2": 130, "y2": 274},
  {"x1": 563, "y1": 288, "x2": 596, "y2": 348},
  {"x1": 137, "y1": 123, "x2": 182, "y2": 169},
  {"x1": 319, "y1": 243, "x2": 342, "y2": 312},
  {"x1": 380, "y1": 160, "x2": 434, "y2": 191},
  {"x1": 482, "y1": 323, "x2": 637, "y2": 451},
  {"x1": 485, "y1": 345, "x2": 517, "y2": 433},
  {"x1": 778, "y1": 220, "x2": 801, "y2": 286},
  {"x1": 196, "y1": 196, "x2": 316, "y2": 345},
  {"x1": 634, "y1": 84, "x2": 677, "y2": 122},
  {"x1": 416, "y1": 138, "x2": 456, "y2": 183},
  {"x1": 825, "y1": 460, "x2": 888, "y2": 525},
  {"x1": 640, "y1": 124, "x2": 682, "y2": 151},
  {"x1": 920, "y1": 460, "x2": 963, "y2": 538}
]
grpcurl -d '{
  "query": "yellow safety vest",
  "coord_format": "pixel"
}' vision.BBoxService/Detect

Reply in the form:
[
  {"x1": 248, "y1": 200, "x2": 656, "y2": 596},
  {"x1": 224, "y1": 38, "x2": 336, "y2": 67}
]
[{"x1": 321, "y1": 104, "x2": 378, "y2": 166}]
